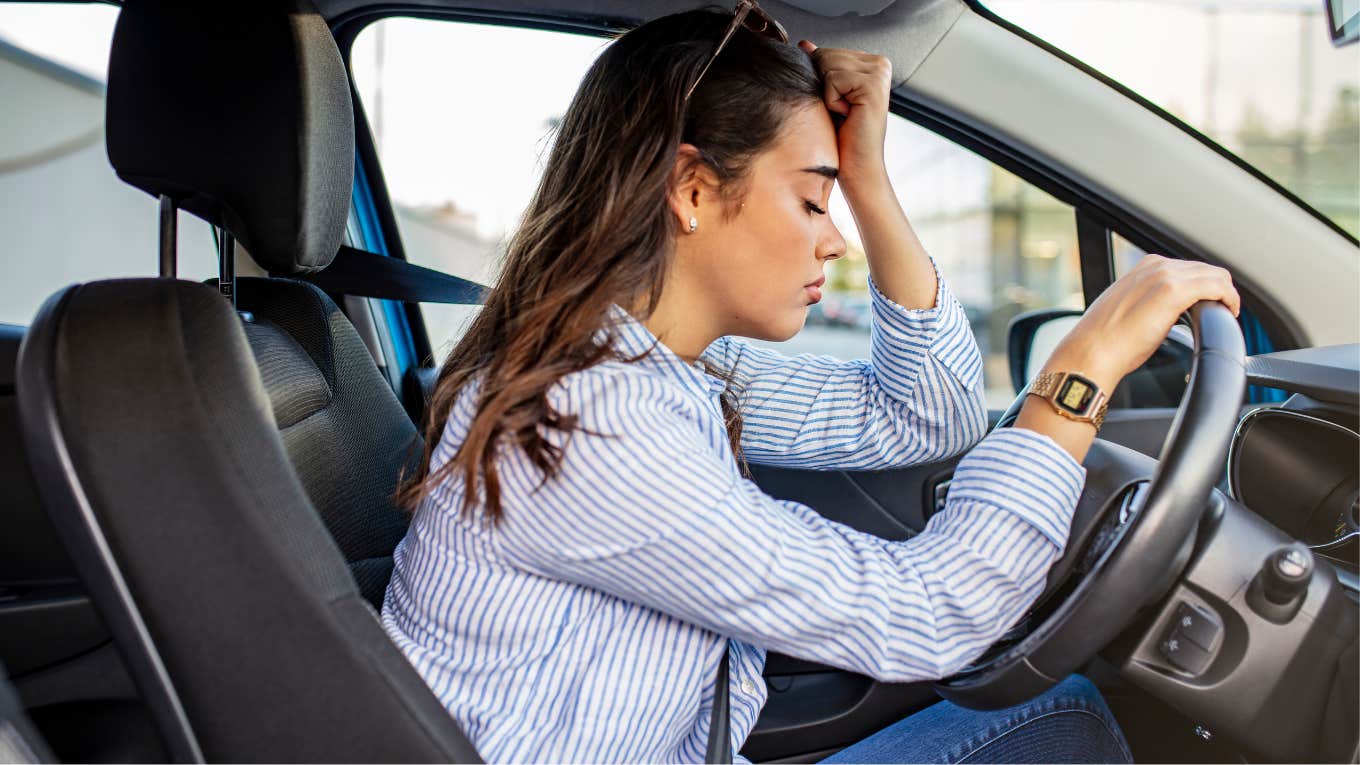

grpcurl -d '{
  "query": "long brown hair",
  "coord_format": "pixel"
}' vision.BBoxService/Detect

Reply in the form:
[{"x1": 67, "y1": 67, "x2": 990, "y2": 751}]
[{"x1": 396, "y1": 8, "x2": 824, "y2": 521}]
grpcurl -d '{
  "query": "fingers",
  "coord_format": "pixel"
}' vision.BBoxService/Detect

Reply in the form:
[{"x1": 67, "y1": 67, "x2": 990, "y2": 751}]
[
  {"x1": 1165, "y1": 259, "x2": 1239, "y2": 318},
  {"x1": 822, "y1": 70, "x2": 853, "y2": 115},
  {"x1": 816, "y1": 65, "x2": 889, "y2": 115},
  {"x1": 797, "y1": 41, "x2": 891, "y2": 120},
  {"x1": 799, "y1": 41, "x2": 891, "y2": 78},
  {"x1": 823, "y1": 84, "x2": 850, "y2": 116},
  {"x1": 1135, "y1": 254, "x2": 1240, "y2": 318},
  {"x1": 1182, "y1": 271, "x2": 1240, "y2": 318}
]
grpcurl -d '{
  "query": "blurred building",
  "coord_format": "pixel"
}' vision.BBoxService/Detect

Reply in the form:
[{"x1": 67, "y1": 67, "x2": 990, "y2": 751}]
[{"x1": 0, "y1": 38, "x2": 217, "y2": 326}]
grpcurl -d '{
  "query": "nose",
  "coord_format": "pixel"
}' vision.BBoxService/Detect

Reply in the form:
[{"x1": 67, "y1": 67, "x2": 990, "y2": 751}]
[{"x1": 818, "y1": 218, "x2": 847, "y2": 262}]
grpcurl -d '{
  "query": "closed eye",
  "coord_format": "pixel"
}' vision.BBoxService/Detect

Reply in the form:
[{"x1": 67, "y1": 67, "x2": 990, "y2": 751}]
[{"x1": 804, "y1": 200, "x2": 827, "y2": 215}]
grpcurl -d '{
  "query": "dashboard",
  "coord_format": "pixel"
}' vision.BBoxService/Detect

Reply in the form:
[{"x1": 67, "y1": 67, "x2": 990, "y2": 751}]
[{"x1": 1234, "y1": 344, "x2": 1359, "y2": 579}]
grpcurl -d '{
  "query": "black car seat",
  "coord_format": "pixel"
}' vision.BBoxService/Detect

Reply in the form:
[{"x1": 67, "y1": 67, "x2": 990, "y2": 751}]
[
  {"x1": 3, "y1": 323, "x2": 169, "y2": 762},
  {"x1": 112, "y1": 0, "x2": 418, "y2": 611},
  {"x1": 233, "y1": 276, "x2": 419, "y2": 608},
  {"x1": 15, "y1": 0, "x2": 480, "y2": 760}
]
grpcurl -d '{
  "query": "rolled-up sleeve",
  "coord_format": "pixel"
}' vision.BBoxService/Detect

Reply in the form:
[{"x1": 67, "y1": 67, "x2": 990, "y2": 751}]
[
  {"x1": 701, "y1": 264, "x2": 987, "y2": 471},
  {"x1": 495, "y1": 367, "x2": 1084, "y2": 684}
]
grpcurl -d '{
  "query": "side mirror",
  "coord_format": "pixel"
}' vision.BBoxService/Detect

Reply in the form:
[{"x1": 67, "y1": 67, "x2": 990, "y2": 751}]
[
  {"x1": 1007, "y1": 308, "x2": 1082, "y2": 394},
  {"x1": 1008, "y1": 308, "x2": 1195, "y2": 407}
]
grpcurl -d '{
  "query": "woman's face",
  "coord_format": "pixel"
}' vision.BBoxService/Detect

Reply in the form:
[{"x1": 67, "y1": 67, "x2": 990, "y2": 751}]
[{"x1": 683, "y1": 102, "x2": 848, "y2": 343}]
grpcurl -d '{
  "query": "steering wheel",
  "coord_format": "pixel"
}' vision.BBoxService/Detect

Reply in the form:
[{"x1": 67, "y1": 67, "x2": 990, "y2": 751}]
[{"x1": 931, "y1": 300, "x2": 1246, "y2": 709}]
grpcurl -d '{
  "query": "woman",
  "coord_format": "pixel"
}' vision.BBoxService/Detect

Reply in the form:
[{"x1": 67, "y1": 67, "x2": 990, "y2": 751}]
[{"x1": 382, "y1": 5, "x2": 1239, "y2": 762}]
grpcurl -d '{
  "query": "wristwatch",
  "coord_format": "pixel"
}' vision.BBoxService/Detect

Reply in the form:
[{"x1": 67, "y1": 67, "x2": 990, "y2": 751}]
[{"x1": 1027, "y1": 371, "x2": 1110, "y2": 430}]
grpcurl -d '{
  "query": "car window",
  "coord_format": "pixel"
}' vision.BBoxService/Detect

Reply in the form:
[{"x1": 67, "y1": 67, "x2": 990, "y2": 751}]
[
  {"x1": 350, "y1": 17, "x2": 1084, "y2": 409},
  {"x1": 982, "y1": 0, "x2": 1360, "y2": 240},
  {"x1": 1112, "y1": 231, "x2": 1149, "y2": 276},
  {"x1": 350, "y1": 19, "x2": 607, "y2": 362},
  {"x1": 0, "y1": 3, "x2": 217, "y2": 327}
]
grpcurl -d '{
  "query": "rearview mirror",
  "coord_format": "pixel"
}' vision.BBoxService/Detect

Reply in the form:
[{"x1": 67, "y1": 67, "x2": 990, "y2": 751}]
[
  {"x1": 1008, "y1": 308, "x2": 1194, "y2": 408},
  {"x1": 1327, "y1": 0, "x2": 1359, "y2": 46}
]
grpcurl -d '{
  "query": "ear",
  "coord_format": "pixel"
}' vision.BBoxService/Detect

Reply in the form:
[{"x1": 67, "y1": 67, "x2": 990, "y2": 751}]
[{"x1": 667, "y1": 143, "x2": 723, "y2": 230}]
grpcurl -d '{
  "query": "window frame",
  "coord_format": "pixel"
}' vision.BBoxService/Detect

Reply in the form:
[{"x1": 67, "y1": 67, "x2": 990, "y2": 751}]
[{"x1": 331, "y1": 6, "x2": 1303, "y2": 388}]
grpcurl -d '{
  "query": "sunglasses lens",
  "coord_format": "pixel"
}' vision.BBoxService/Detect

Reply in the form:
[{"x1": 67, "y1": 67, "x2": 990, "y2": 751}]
[{"x1": 743, "y1": 7, "x2": 788, "y2": 43}]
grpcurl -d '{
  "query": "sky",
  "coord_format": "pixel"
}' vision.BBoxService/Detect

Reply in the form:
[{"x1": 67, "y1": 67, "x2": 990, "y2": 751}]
[{"x1": 0, "y1": 3, "x2": 116, "y2": 78}]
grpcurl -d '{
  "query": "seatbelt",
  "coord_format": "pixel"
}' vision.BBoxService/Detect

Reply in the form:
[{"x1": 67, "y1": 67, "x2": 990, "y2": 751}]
[
  {"x1": 300, "y1": 245, "x2": 488, "y2": 304},
  {"x1": 705, "y1": 648, "x2": 731, "y2": 764}
]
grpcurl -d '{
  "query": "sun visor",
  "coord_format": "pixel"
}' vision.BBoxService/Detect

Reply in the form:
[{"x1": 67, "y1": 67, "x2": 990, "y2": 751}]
[{"x1": 778, "y1": 0, "x2": 900, "y2": 17}]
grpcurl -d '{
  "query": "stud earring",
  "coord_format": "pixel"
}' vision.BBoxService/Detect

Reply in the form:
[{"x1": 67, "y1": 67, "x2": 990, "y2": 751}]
[{"x1": 688, "y1": 216, "x2": 698, "y2": 233}]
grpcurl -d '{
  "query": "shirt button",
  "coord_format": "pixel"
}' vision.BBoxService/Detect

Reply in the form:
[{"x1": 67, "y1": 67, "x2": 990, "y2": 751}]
[{"x1": 740, "y1": 679, "x2": 757, "y2": 695}]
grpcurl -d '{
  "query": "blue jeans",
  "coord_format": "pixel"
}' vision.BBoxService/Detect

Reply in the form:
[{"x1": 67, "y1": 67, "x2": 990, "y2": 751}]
[{"x1": 819, "y1": 675, "x2": 1133, "y2": 764}]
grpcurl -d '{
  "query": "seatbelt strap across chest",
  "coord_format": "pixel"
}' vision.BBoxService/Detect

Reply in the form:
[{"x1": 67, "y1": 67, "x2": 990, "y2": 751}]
[{"x1": 705, "y1": 647, "x2": 731, "y2": 763}]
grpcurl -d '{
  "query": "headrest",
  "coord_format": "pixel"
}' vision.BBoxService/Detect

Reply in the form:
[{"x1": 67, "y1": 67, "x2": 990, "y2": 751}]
[{"x1": 106, "y1": 0, "x2": 354, "y2": 274}]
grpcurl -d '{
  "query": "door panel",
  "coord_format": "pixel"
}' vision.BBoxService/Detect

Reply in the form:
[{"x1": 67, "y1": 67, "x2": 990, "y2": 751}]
[
  {"x1": 744, "y1": 673, "x2": 939, "y2": 763},
  {"x1": 743, "y1": 431, "x2": 978, "y2": 759}
]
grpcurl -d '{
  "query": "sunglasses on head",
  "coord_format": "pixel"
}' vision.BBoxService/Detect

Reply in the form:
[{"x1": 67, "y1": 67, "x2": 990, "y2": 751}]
[{"x1": 684, "y1": 0, "x2": 791, "y2": 103}]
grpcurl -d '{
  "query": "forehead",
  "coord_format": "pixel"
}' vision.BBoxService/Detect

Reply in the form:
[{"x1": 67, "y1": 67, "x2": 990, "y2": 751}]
[{"x1": 757, "y1": 103, "x2": 839, "y2": 178}]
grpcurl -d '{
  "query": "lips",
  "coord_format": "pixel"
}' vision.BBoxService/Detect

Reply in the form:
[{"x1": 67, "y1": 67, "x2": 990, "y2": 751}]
[{"x1": 804, "y1": 275, "x2": 824, "y2": 304}]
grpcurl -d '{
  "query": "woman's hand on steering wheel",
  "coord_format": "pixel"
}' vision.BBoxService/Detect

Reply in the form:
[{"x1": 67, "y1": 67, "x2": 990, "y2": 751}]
[
  {"x1": 1048, "y1": 254, "x2": 1241, "y2": 391},
  {"x1": 1017, "y1": 255, "x2": 1241, "y2": 463}
]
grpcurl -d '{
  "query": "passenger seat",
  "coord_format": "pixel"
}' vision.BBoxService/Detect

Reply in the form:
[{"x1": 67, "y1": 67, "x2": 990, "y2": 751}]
[
  {"x1": 15, "y1": 0, "x2": 480, "y2": 759},
  {"x1": 234, "y1": 277, "x2": 418, "y2": 607}
]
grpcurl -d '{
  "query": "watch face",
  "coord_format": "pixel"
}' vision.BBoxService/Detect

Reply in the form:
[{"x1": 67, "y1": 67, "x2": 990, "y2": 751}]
[{"x1": 1056, "y1": 374, "x2": 1097, "y2": 416}]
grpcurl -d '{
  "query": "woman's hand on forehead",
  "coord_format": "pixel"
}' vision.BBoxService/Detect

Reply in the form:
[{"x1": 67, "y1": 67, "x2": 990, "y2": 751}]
[
  {"x1": 797, "y1": 41, "x2": 940, "y2": 314},
  {"x1": 797, "y1": 40, "x2": 892, "y2": 190}
]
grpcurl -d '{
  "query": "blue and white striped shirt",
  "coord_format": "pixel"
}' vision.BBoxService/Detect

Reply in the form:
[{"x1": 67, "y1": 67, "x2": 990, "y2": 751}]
[{"x1": 381, "y1": 270, "x2": 1086, "y2": 763}]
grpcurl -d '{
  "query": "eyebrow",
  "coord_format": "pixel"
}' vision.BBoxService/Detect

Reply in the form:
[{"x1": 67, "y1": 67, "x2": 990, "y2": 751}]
[{"x1": 800, "y1": 165, "x2": 838, "y2": 180}]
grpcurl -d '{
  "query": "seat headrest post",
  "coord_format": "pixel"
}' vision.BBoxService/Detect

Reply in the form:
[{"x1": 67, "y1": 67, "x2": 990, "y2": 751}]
[
  {"x1": 158, "y1": 194, "x2": 177, "y2": 279},
  {"x1": 217, "y1": 228, "x2": 237, "y2": 309}
]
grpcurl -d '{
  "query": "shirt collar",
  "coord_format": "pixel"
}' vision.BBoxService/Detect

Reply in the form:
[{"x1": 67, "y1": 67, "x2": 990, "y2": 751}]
[{"x1": 600, "y1": 304, "x2": 728, "y2": 398}]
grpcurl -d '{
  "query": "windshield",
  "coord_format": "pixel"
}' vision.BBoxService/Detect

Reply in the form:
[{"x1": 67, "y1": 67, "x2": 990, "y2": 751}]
[{"x1": 982, "y1": 0, "x2": 1360, "y2": 239}]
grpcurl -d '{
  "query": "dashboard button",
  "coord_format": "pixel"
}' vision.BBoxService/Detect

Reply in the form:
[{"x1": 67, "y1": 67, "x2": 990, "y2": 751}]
[
  {"x1": 1172, "y1": 602, "x2": 1221, "y2": 650},
  {"x1": 1160, "y1": 633, "x2": 1212, "y2": 675}
]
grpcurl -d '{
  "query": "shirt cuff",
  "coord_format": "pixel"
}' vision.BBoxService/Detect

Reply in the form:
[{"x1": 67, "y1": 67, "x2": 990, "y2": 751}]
[
  {"x1": 943, "y1": 427, "x2": 1086, "y2": 548},
  {"x1": 868, "y1": 259, "x2": 983, "y2": 398}
]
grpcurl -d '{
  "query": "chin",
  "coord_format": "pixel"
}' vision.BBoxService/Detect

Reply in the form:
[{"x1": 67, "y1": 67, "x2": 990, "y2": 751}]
[{"x1": 761, "y1": 310, "x2": 807, "y2": 343}]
